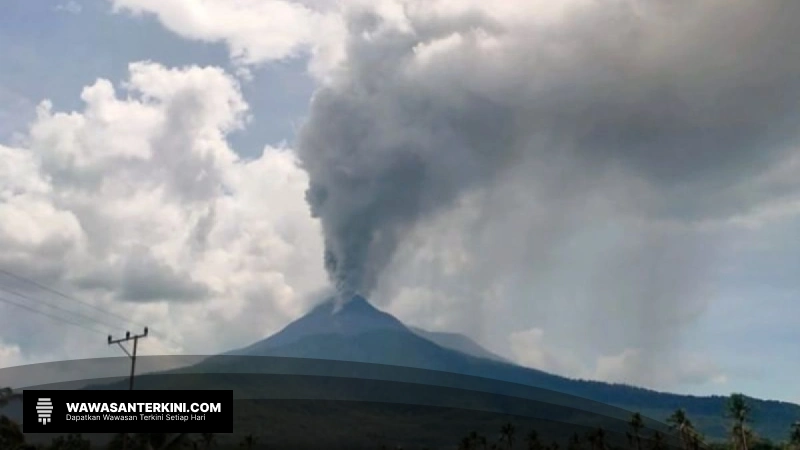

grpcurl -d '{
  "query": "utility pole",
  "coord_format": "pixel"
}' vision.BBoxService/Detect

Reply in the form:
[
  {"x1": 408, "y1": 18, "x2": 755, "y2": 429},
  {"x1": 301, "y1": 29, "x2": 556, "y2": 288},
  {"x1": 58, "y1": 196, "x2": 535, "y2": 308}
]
[
  {"x1": 108, "y1": 327, "x2": 148, "y2": 390},
  {"x1": 108, "y1": 327, "x2": 148, "y2": 450}
]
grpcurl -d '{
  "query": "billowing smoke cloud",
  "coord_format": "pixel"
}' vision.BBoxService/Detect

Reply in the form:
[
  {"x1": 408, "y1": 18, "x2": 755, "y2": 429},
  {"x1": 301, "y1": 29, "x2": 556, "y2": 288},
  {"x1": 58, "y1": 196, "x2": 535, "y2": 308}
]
[{"x1": 295, "y1": 0, "x2": 800, "y2": 303}]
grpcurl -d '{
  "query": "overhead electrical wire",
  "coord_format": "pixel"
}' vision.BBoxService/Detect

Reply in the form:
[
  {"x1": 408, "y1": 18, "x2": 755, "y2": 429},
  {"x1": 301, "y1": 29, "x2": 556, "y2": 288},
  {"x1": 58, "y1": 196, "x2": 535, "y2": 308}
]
[
  {"x1": 0, "y1": 293, "x2": 107, "y2": 336},
  {"x1": 0, "y1": 268, "x2": 147, "y2": 330},
  {"x1": 0, "y1": 268, "x2": 182, "y2": 350},
  {"x1": 0, "y1": 285, "x2": 120, "y2": 333}
]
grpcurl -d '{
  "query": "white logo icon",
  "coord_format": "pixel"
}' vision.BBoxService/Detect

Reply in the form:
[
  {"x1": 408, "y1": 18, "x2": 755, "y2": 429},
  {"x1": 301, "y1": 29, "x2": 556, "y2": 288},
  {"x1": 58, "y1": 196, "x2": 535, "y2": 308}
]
[{"x1": 36, "y1": 398, "x2": 53, "y2": 425}]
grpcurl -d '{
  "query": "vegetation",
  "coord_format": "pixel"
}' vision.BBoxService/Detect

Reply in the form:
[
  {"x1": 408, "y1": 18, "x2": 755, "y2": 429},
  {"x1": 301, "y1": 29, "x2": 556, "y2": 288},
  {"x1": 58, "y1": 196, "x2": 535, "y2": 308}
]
[
  {"x1": 0, "y1": 389, "x2": 797, "y2": 449},
  {"x1": 627, "y1": 412, "x2": 645, "y2": 450},
  {"x1": 727, "y1": 394, "x2": 753, "y2": 450},
  {"x1": 1, "y1": 387, "x2": 22, "y2": 407}
]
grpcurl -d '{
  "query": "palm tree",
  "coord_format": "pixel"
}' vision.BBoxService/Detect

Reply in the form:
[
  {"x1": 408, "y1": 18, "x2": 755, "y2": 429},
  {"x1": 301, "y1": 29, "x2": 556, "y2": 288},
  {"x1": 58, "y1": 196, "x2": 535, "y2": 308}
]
[
  {"x1": 730, "y1": 426, "x2": 754, "y2": 450},
  {"x1": 728, "y1": 393, "x2": 752, "y2": 450},
  {"x1": 667, "y1": 409, "x2": 695, "y2": 450},
  {"x1": 789, "y1": 422, "x2": 800, "y2": 450},
  {"x1": 627, "y1": 412, "x2": 645, "y2": 450},
  {"x1": 501, "y1": 423, "x2": 516, "y2": 450},
  {"x1": 687, "y1": 431, "x2": 704, "y2": 450}
]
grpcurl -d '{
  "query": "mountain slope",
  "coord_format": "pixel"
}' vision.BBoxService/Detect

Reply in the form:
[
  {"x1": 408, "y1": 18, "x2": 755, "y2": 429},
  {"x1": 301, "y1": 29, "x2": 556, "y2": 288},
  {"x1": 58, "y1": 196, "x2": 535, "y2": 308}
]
[
  {"x1": 408, "y1": 326, "x2": 511, "y2": 363},
  {"x1": 229, "y1": 295, "x2": 407, "y2": 356},
  {"x1": 219, "y1": 296, "x2": 799, "y2": 441}
]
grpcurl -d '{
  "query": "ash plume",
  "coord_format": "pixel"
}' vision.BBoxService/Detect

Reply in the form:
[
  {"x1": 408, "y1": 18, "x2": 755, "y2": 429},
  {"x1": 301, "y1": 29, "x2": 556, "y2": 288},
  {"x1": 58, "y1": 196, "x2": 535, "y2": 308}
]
[{"x1": 295, "y1": 0, "x2": 800, "y2": 308}]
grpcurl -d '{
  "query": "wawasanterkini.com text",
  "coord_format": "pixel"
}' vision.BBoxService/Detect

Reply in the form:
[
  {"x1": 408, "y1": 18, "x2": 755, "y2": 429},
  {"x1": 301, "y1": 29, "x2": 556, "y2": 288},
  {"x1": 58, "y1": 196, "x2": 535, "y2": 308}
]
[{"x1": 65, "y1": 402, "x2": 220, "y2": 422}]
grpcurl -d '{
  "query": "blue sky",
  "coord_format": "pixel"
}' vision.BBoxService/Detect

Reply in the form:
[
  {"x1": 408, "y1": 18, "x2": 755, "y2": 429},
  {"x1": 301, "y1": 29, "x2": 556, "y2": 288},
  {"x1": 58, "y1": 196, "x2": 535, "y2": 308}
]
[
  {"x1": 0, "y1": 0, "x2": 798, "y2": 406},
  {"x1": 0, "y1": 0, "x2": 315, "y2": 150}
]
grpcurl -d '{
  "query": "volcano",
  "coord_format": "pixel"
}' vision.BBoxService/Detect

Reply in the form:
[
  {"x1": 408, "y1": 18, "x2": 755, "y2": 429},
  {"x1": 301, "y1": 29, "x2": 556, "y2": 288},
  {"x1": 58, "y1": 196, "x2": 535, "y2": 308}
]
[
  {"x1": 223, "y1": 295, "x2": 519, "y2": 373},
  {"x1": 230, "y1": 295, "x2": 409, "y2": 356},
  {"x1": 226, "y1": 295, "x2": 508, "y2": 366},
  {"x1": 45, "y1": 295, "x2": 798, "y2": 445},
  {"x1": 230, "y1": 294, "x2": 509, "y2": 363},
  {"x1": 217, "y1": 296, "x2": 799, "y2": 441}
]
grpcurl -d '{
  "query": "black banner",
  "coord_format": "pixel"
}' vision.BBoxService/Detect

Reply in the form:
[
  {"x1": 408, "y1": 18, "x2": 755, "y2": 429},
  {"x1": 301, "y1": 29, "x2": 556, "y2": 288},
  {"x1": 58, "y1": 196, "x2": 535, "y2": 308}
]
[{"x1": 22, "y1": 389, "x2": 233, "y2": 433}]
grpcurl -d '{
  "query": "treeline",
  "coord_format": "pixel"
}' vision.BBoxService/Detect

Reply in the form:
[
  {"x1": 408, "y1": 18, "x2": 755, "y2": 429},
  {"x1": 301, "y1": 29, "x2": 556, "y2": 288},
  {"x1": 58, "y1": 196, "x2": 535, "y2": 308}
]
[
  {"x1": 448, "y1": 394, "x2": 799, "y2": 450},
  {"x1": 2, "y1": 388, "x2": 799, "y2": 450}
]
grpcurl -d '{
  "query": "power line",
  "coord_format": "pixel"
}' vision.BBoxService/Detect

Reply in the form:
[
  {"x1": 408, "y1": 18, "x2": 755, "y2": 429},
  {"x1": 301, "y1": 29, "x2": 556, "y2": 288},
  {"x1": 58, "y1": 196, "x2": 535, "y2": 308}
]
[
  {"x1": 0, "y1": 291, "x2": 183, "y2": 353},
  {"x1": 0, "y1": 294, "x2": 107, "y2": 336},
  {"x1": 0, "y1": 285, "x2": 120, "y2": 333},
  {"x1": 0, "y1": 269, "x2": 180, "y2": 348},
  {"x1": 0, "y1": 268, "x2": 144, "y2": 329}
]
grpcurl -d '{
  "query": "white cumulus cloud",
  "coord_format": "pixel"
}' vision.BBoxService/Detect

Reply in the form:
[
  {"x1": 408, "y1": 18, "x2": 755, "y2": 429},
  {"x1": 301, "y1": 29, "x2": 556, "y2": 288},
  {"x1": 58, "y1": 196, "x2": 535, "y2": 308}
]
[{"x1": 0, "y1": 61, "x2": 326, "y2": 367}]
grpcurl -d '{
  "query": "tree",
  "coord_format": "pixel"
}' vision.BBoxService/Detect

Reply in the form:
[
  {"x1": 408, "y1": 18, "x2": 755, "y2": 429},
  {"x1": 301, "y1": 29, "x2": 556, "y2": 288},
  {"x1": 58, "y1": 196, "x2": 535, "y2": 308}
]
[
  {"x1": 728, "y1": 393, "x2": 752, "y2": 450},
  {"x1": 687, "y1": 431, "x2": 704, "y2": 450},
  {"x1": 468, "y1": 431, "x2": 484, "y2": 450},
  {"x1": 501, "y1": 423, "x2": 516, "y2": 450},
  {"x1": 526, "y1": 430, "x2": 543, "y2": 450},
  {"x1": 667, "y1": 409, "x2": 695, "y2": 450},
  {"x1": 790, "y1": 422, "x2": 800, "y2": 450},
  {"x1": 0, "y1": 388, "x2": 21, "y2": 407},
  {"x1": 461, "y1": 436, "x2": 474, "y2": 450},
  {"x1": 0, "y1": 415, "x2": 26, "y2": 450},
  {"x1": 567, "y1": 433, "x2": 581, "y2": 450},
  {"x1": 0, "y1": 386, "x2": 29, "y2": 450},
  {"x1": 627, "y1": 412, "x2": 645, "y2": 450},
  {"x1": 480, "y1": 434, "x2": 489, "y2": 450},
  {"x1": 586, "y1": 428, "x2": 606, "y2": 450},
  {"x1": 459, "y1": 432, "x2": 488, "y2": 450},
  {"x1": 650, "y1": 431, "x2": 666, "y2": 450}
]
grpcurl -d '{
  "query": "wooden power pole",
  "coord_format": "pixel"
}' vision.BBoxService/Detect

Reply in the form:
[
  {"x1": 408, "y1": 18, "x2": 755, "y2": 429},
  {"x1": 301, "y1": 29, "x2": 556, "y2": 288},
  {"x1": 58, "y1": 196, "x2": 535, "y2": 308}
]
[{"x1": 108, "y1": 327, "x2": 148, "y2": 450}]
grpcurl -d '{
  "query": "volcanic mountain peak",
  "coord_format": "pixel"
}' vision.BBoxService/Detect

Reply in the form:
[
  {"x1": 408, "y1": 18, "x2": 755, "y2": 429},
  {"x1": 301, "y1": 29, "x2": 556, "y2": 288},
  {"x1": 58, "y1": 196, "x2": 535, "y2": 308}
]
[
  {"x1": 312, "y1": 294, "x2": 376, "y2": 315},
  {"x1": 107, "y1": 295, "x2": 800, "y2": 442},
  {"x1": 231, "y1": 295, "x2": 408, "y2": 356}
]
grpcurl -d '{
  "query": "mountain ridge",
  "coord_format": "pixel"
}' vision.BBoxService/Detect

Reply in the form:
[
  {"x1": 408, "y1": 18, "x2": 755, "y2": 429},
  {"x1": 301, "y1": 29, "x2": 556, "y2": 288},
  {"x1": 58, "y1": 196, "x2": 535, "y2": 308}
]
[
  {"x1": 221, "y1": 296, "x2": 799, "y2": 441},
  {"x1": 229, "y1": 295, "x2": 408, "y2": 356}
]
